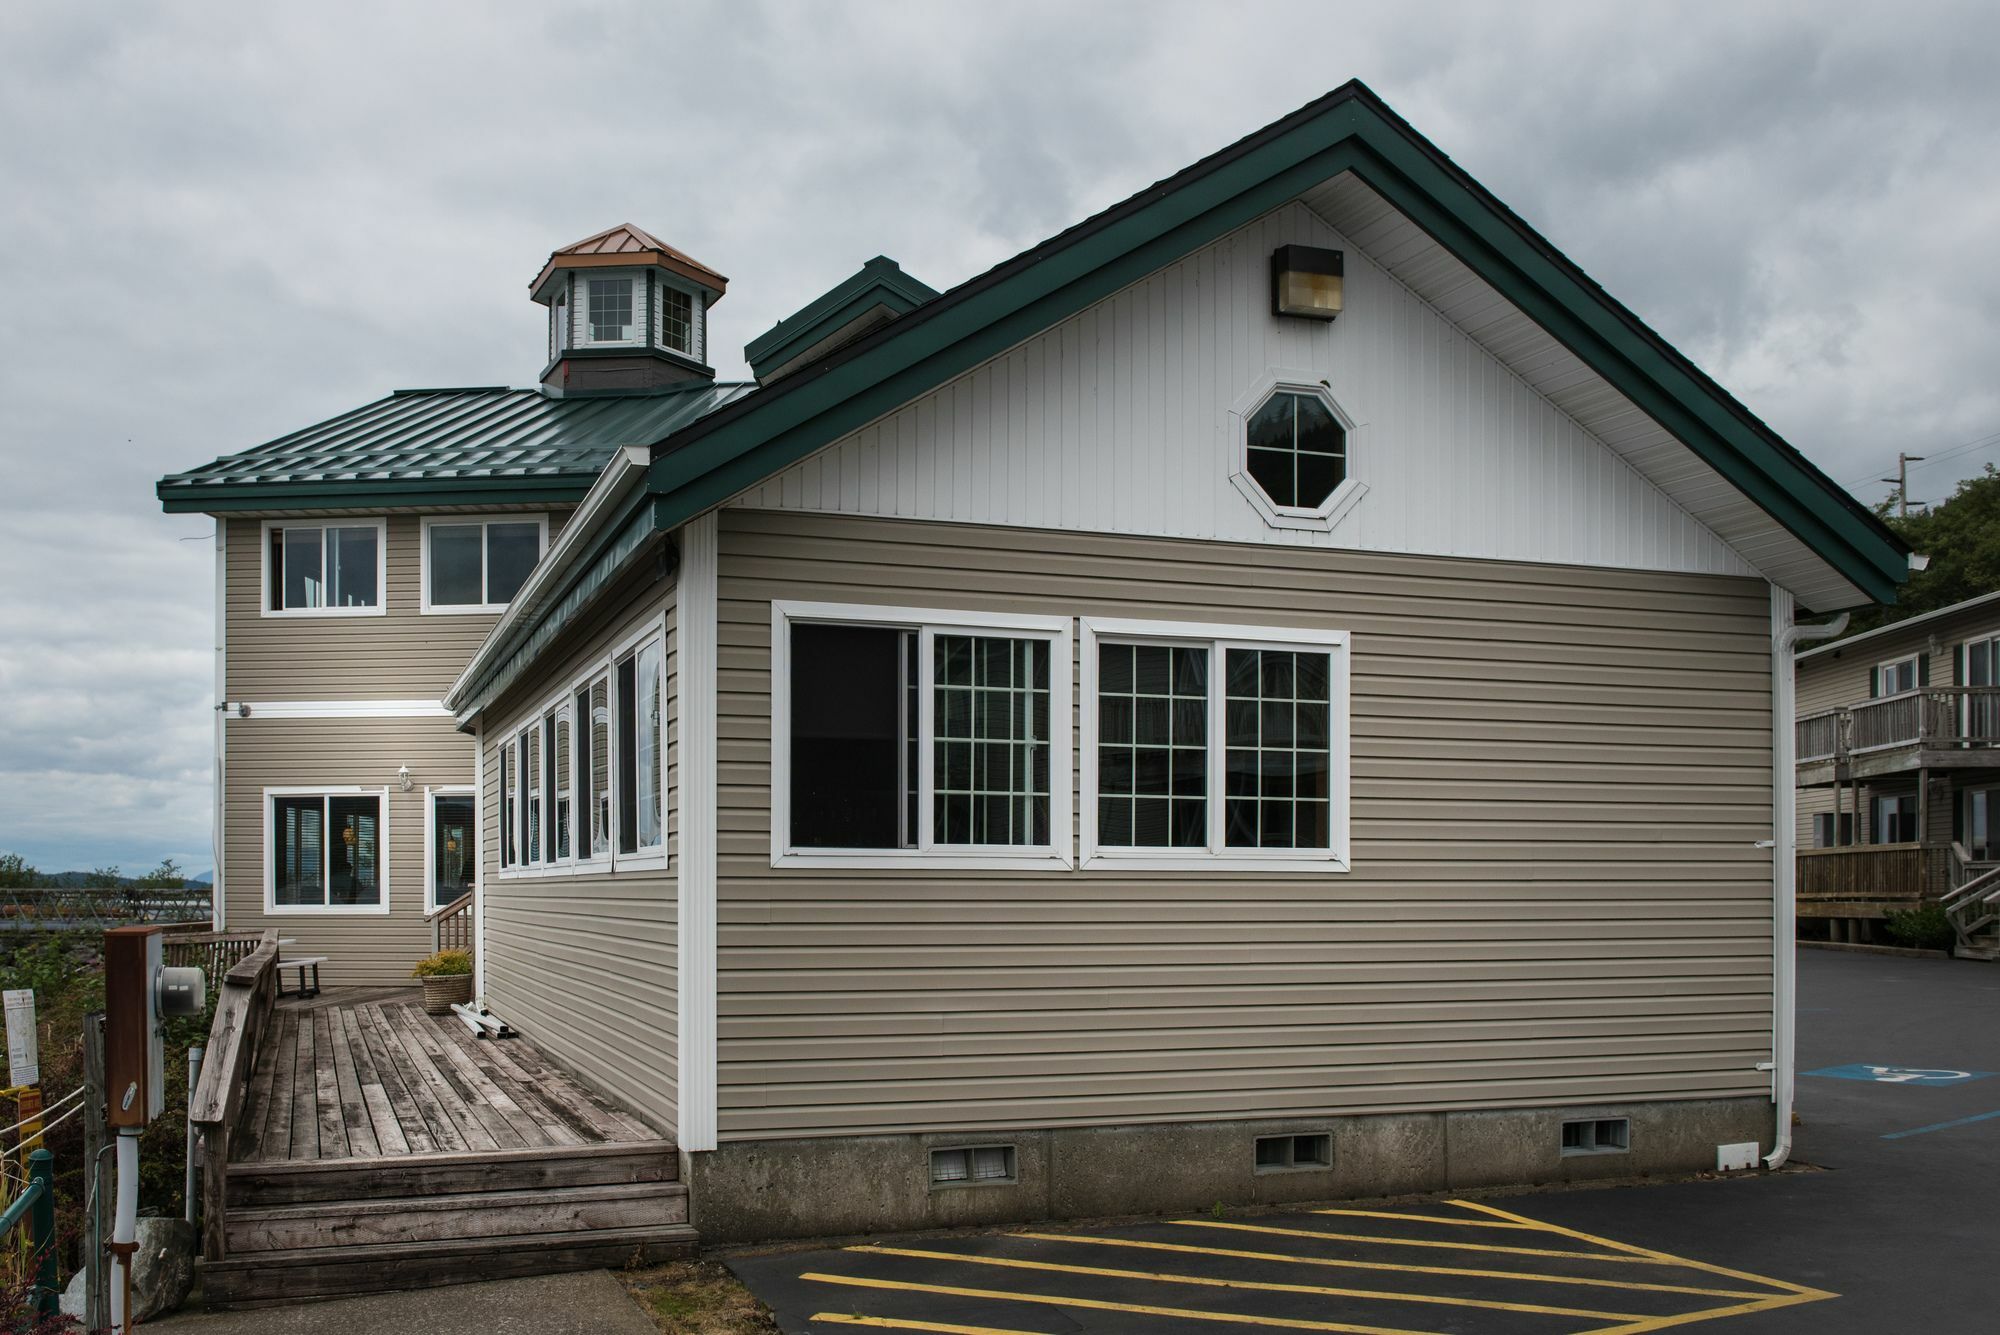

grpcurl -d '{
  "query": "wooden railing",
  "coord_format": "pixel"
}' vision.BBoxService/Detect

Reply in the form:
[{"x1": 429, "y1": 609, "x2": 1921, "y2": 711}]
[
  {"x1": 187, "y1": 930, "x2": 279, "y2": 1264},
  {"x1": 160, "y1": 930, "x2": 269, "y2": 980},
  {"x1": 1796, "y1": 843, "x2": 1940, "y2": 903},
  {"x1": 1798, "y1": 687, "x2": 2000, "y2": 763},
  {"x1": 428, "y1": 891, "x2": 473, "y2": 956}
]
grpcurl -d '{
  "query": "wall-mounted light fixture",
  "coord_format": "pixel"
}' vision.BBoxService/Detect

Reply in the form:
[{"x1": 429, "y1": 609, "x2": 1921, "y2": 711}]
[
  {"x1": 398, "y1": 765, "x2": 413, "y2": 792},
  {"x1": 1271, "y1": 244, "x2": 1344, "y2": 321}
]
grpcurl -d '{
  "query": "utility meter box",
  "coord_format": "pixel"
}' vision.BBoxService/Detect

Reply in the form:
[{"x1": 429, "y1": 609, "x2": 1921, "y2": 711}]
[{"x1": 105, "y1": 927, "x2": 205, "y2": 1129}]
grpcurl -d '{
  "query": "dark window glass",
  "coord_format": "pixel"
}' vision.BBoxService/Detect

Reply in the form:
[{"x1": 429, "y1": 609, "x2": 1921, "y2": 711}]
[
  {"x1": 272, "y1": 796, "x2": 324, "y2": 905},
  {"x1": 280, "y1": 527, "x2": 323, "y2": 609},
  {"x1": 590, "y1": 277, "x2": 633, "y2": 341},
  {"x1": 433, "y1": 794, "x2": 475, "y2": 904},
  {"x1": 1097, "y1": 643, "x2": 1208, "y2": 848},
  {"x1": 935, "y1": 636, "x2": 1050, "y2": 846},
  {"x1": 1224, "y1": 648, "x2": 1334, "y2": 850},
  {"x1": 485, "y1": 522, "x2": 541, "y2": 603},
  {"x1": 661, "y1": 287, "x2": 693, "y2": 353},
  {"x1": 1244, "y1": 392, "x2": 1346, "y2": 509},
  {"x1": 329, "y1": 526, "x2": 377, "y2": 607},
  {"x1": 327, "y1": 796, "x2": 381, "y2": 905},
  {"x1": 499, "y1": 745, "x2": 514, "y2": 867},
  {"x1": 429, "y1": 524, "x2": 483, "y2": 606},
  {"x1": 790, "y1": 624, "x2": 911, "y2": 848},
  {"x1": 617, "y1": 657, "x2": 638, "y2": 854}
]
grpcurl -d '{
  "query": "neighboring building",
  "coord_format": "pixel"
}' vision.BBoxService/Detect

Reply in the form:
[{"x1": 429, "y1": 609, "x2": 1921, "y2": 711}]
[
  {"x1": 1795, "y1": 590, "x2": 2000, "y2": 955},
  {"x1": 164, "y1": 83, "x2": 1913, "y2": 1243}
]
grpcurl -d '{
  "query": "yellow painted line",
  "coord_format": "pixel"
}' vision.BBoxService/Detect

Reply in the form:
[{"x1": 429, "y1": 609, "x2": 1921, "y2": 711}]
[
  {"x1": 1011, "y1": 1230, "x2": 1772, "y2": 1301},
  {"x1": 847, "y1": 1242, "x2": 1649, "y2": 1323},
  {"x1": 1173, "y1": 1216, "x2": 1679, "y2": 1265},
  {"x1": 809, "y1": 1314, "x2": 1055, "y2": 1335},
  {"x1": 1446, "y1": 1200, "x2": 1839, "y2": 1304},
  {"x1": 1311, "y1": 1207, "x2": 1550, "y2": 1230},
  {"x1": 1581, "y1": 1290, "x2": 1833, "y2": 1334},
  {"x1": 800, "y1": 1272, "x2": 1449, "y2": 1335}
]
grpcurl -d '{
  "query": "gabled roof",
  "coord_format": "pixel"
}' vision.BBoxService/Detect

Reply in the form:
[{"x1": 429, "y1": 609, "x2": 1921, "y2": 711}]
[
  {"x1": 530, "y1": 223, "x2": 728, "y2": 302},
  {"x1": 1798, "y1": 589, "x2": 2000, "y2": 662},
  {"x1": 451, "y1": 80, "x2": 1912, "y2": 718},
  {"x1": 744, "y1": 256, "x2": 938, "y2": 382},
  {"x1": 157, "y1": 384, "x2": 754, "y2": 513}
]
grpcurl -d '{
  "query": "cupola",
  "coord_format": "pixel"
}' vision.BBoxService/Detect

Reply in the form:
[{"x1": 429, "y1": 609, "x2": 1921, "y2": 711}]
[{"x1": 530, "y1": 224, "x2": 728, "y2": 396}]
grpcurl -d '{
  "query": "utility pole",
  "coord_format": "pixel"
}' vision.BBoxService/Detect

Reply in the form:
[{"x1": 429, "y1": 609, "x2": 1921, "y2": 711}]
[{"x1": 1881, "y1": 452, "x2": 1927, "y2": 518}]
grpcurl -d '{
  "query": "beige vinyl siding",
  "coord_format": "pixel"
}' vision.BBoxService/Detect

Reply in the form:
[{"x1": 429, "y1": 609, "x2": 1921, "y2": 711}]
[
  {"x1": 222, "y1": 715, "x2": 470, "y2": 985},
  {"x1": 715, "y1": 509, "x2": 1774, "y2": 1140},
  {"x1": 225, "y1": 513, "x2": 564, "y2": 701},
  {"x1": 480, "y1": 567, "x2": 679, "y2": 1134}
]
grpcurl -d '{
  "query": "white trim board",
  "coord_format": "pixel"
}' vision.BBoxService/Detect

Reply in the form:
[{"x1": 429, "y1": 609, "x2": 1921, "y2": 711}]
[
  {"x1": 231, "y1": 700, "x2": 452, "y2": 719},
  {"x1": 677, "y1": 513, "x2": 720, "y2": 1152}
]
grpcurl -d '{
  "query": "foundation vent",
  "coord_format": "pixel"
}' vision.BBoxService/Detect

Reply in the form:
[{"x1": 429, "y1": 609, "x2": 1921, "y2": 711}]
[
  {"x1": 1254, "y1": 1133, "x2": 1332, "y2": 1172},
  {"x1": 1561, "y1": 1118, "x2": 1630, "y2": 1155},
  {"x1": 931, "y1": 1145, "x2": 1015, "y2": 1187}
]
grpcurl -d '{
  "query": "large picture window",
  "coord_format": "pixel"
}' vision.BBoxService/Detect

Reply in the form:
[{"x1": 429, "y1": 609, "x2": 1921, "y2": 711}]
[
  {"x1": 1081, "y1": 618, "x2": 1349, "y2": 870},
  {"x1": 772, "y1": 603, "x2": 1072, "y2": 867},
  {"x1": 263, "y1": 521, "x2": 383, "y2": 615},
  {"x1": 423, "y1": 516, "x2": 547, "y2": 612},
  {"x1": 267, "y1": 789, "x2": 388, "y2": 912}
]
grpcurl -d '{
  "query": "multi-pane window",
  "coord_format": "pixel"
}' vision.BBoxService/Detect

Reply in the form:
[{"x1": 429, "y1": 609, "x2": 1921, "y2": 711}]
[
  {"x1": 1873, "y1": 655, "x2": 1919, "y2": 697},
  {"x1": 1096, "y1": 643, "x2": 1207, "y2": 848},
  {"x1": 778, "y1": 606, "x2": 1069, "y2": 860},
  {"x1": 1245, "y1": 390, "x2": 1346, "y2": 510},
  {"x1": 660, "y1": 286, "x2": 693, "y2": 354},
  {"x1": 426, "y1": 518, "x2": 544, "y2": 610},
  {"x1": 588, "y1": 277, "x2": 634, "y2": 342},
  {"x1": 266, "y1": 523, "x2": 381, "y2": 612},
  {"x1": 430, "y1": 792, "x2": 475, "y2": 909},
  {"x1": 1084, "y1": 621, "x2": 1347, "y2": 866},
  {"x1": 523, "y1": 725, "x2": 543, "y2": 864},
  {"x1": 616, "y1": 640, "x2": 664, "y2": 856},
  {"x1": 271, "y1": 792, "x2": 383, "y2": 909}
]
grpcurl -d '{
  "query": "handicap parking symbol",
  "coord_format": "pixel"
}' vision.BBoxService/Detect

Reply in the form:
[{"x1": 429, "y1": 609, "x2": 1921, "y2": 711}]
[{"x1": 1804, "y1": 1063, "x2": 1995, "y2": 1087}]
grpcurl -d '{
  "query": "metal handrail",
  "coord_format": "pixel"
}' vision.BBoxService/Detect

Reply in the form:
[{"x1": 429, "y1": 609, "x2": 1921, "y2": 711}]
[{"x1": 1, "y1": 1148, "x2": 58, "y2": 1318}]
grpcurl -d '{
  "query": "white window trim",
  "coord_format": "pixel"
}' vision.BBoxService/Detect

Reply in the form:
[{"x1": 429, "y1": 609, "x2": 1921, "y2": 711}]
[
  {"x1": 424, "y1": 785, "x2": 478, "y2": 913},
  {"x1": 419, "y1": 514, "x2": 550, "y2": 615},
  {"x1": 1227, "y1": 371, "x2": 1366, "y2": 534},
  {"x1": 582, "y1": 270, "x2": 644, "y2": 348},
  {"x1": 770, "y1": 600, "x2": 1074, "y2": 871},
  {"x1": 262, "y1": 785, "x2": 392, "y2": 916},
  {"x1": 1078, "y1": 617, "x2": 1351, "y2": 873},
  {"x1": 258, "y1": 518, "x2": 387, "y2": 618},
  {"x1": 494, "y1": 612, "x2": 667, "y2": 879},
  {"x1": 1875, "y1": 653, "x2": 1921, "y2": 697}
]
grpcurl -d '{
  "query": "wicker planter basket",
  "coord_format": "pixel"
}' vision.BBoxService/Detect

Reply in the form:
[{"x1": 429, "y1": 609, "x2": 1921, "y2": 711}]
[{"x1": 421, "y1": 973, "x2": 473, "y2": 1016}]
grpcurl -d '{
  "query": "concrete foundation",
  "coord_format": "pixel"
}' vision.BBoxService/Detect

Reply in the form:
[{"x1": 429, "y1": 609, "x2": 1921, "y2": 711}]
[{"x1": 685, "y1": 1097, "x2": 1772, "y2": 1243}]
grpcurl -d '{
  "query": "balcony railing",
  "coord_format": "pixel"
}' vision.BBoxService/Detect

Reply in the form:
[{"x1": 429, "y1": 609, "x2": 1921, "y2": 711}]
[
  {"x1": 1796, "y1": 842, "x2": 1944, "y2": 903},
  {"x1": 1796, "y1": 687, "x2": 2000, "y2": 765}
]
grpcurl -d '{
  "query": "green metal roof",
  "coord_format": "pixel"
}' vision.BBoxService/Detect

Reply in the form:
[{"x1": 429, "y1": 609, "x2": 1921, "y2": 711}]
[
  {"x1": 157, "y1": 384, "x2": 754, "y2": 513},
  {"x1": 743, "y1": 256, "x2": 938, "y2": 381}
]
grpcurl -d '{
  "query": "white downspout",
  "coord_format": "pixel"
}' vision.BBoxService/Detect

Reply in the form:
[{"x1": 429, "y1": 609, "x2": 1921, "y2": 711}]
[
  {"x1": 1766, "y1": 587, "x2": 1848, "y2": 1169},
  {"x1": 212, "y1": 522, "x2": 227, "y2": 932}
]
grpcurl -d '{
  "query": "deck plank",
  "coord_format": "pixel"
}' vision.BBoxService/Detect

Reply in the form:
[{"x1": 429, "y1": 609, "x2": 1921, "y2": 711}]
[
  {"x1": 385, "y1": 1004, "x2": 527, "y2": 1150},
  {"x1": 437, "y1": 1021, "x2": 630, "y2": 1144},
  {"x1": 373, "y1": 1004, "x2": 503, "y2": 1152},
  {"x1": 336, "y1": 1007, "x2": 408, "y2": 1157},
  {"x1": 311, "y1": 1009, "x2": 349, "y2": 1160},
  {"x1": 356, "y1": 1004, "x2": 460, "y2": 1154},
  {"x1": 326, "y1": 1005, "x2": 379, "y2": 1158},
  {"x1": 261, "y1": 1010, "x2": 298, "y2": 1163},
  {"x1": 424, "y1": 1017, "x2": 583, "y2": 1148},
  {"x1": 235, "y1": 1012, "x2": 281, "y2": 1162}
]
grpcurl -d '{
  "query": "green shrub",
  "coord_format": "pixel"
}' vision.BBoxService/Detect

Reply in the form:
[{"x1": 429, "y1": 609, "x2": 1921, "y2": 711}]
[
  {"x1": 411, "y1": 949, "x2": 472, "y2": 978},
  {"x1": 1883, "y1": 904, "x2": 1954, "y2": 952}
]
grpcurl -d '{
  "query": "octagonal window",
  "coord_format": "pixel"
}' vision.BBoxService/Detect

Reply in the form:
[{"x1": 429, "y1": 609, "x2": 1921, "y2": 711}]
[{"x1": 1246, "y1": 390, "x2": 1346, "y2": 510}]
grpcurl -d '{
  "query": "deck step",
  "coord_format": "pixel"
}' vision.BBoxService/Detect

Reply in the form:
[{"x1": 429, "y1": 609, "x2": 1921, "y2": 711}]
[
  {"x1": 227, "y1": 1140, "x2": 677, "y2": 1206},
  {"x1": 225, "y1": 1179, "x2": 686, "y2": 1253},
  {"x1": 198, "y1": 1223, "x2": 699, "y2": 1307}
]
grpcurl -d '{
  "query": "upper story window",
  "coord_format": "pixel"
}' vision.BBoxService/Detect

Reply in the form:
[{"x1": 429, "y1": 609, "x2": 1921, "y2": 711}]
[
  {"x1": 1246, "y1": 389, "x2": 1346, "y2": 510},
  {"x1": 423, "y1": 516, "x2": 548, "y2": 613},
  {"x1": 263, "y1": 520, "x2": 384, "y2": 617},
  {"x1": 588, "y1": 277, "x2": 635, "y2": 342},
  {"x1": 660, "y1": 286, "x2": 693, "y2": 354},
  {"x1": 1081, "y1": 618, "x2": 1350, "y2": 871},
  {"x1": 772, "y1": 602, "x2": 1072, "y2": 868},
  {"x1": 1873, "y1": 654, "x2": 1920, "y2": 697}
]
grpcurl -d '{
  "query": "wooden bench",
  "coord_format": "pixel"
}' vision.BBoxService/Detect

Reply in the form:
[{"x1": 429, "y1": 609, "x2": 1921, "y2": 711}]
[{"x1": 275, "y1": 956, "x2": 328, "y2": 999}]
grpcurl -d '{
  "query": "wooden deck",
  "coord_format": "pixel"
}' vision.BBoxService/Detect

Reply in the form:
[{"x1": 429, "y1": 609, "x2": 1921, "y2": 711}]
[{"x1": 235, "y1": 990, "x2": 657, "y2": 1165}]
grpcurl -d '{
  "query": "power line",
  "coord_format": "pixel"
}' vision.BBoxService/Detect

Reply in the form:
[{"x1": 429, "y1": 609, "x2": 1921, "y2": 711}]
[{"x1": 1844, "y1": 427, "x2": 2000, "y2": 490}]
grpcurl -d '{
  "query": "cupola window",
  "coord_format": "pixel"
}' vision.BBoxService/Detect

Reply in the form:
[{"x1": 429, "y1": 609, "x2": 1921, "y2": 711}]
[
  {"x1": 588, "y1": 277, "x2": 635, "y2": 342},
  {"x1": 660, "y1": 286, "x2": 693, "y2": 354},
  {"x1": 1246, "y1": 389, "x2": 1345, "y2": 510}
]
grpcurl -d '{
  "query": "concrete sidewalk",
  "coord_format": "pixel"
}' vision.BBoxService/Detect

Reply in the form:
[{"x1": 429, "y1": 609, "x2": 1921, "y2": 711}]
[{"x1": 148, "y1": 1269, "x2": 656, "y2": 1335}]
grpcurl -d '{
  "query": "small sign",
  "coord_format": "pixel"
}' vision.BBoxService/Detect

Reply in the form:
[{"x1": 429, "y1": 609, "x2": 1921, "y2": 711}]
[
  {"x1": 1804, "y1": 1063, "x2": 1994, "y2": 1087},
  {"x1": 3, "y1": 990, "x2": 36, "y2": 1087}
]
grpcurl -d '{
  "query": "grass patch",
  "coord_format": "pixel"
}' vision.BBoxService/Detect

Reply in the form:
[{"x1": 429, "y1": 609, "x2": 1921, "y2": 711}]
[{"x1": 621, "y1": 1258, "x2": 777, "y2": 1335}]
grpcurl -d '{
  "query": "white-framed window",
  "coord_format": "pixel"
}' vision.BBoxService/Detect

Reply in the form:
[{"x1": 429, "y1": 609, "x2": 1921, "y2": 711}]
[
  {"x1": 1228, "y1": 373, "x2": 1366, "y2": 533},
  {"x1": 771, "y1": 602, "x2": 1074, "y2": 870},
  {"x1": 494, "y1": 618, "x2": 662, "y2": 879},
  {"x1": 1079, "y1": 618, "x2": 1350, "y2": 872},
  {"x1": 1872, "y1": 654, "x2": 1920, "y2": 697},
  {"x1": 260, "y1": 519, "x2": 385, "y2": 617},
  {"x1": 1873, "y1": 792, "x2": 1918, "y2": 844},
  {"x1": 587, "y1": 275, "x2": 636, "y2": 344},
  {"x1": 421, "y1": 515, "x2": 548, "y2": 613},
  {"x1": 264, "y1": 787, "x2": 390, "y2": 914},
  {"x1": 425, "y1": 786, "x2": 476, "y2": 912},
  {"x1": 659, "y1": 284, "x2": 694, "y2": 355}
]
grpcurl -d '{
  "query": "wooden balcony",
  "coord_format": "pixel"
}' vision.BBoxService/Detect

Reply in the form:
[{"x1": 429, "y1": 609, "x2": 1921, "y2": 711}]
[
  {"x1": 1796, "y1": 843, "x2": 1943, "y2": 917},
  {"x1": 1795, "y1": 687, "x2": 2000, "y2": 785}
]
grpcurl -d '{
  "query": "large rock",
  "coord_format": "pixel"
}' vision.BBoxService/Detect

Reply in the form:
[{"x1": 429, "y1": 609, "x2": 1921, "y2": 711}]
[{"x1": 60, "y1": 1217, "x2": 196, "y2": 1324}]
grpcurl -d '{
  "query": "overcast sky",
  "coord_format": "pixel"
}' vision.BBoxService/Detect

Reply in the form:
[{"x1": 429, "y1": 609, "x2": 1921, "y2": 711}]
[{"x1": 2, "y1": 0, "x2": 1995, "y2": 877}]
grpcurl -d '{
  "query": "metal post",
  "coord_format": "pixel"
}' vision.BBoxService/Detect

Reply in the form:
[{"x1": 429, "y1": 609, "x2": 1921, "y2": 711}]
[
  {"x1": 84, "y1": 1012, "x2": 108, "y2": 1334},
  {"x1": 186, "y1": 1044, "x2": 204, "y2": 1225},
  {"x1": 28, "y1": 1147, "x2": 56, "y2": 1318}
]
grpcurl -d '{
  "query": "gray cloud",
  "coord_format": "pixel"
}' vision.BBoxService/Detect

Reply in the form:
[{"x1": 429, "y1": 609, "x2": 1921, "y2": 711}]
[{"x1": 2, "y1": 0, "x2": 1995, "y2": 872}]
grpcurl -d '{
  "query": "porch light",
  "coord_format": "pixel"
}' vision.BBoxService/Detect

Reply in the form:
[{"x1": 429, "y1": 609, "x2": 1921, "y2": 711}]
[{"x1": 1271, "y1": 244, "x2": 1344, "y2": 320}]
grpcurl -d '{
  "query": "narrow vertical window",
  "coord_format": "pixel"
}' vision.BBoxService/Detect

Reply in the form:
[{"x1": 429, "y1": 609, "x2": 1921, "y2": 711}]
[
  {"x1": 1097, "y1": 643, "x2": 1208, "y2": 848},
  {"x1": 617, "y1": 655, "x2": 638, "y2": 854},
  {"x1": 589, "y1": 277, "x2": 634, "y2": 341},
  {"x1": 1224, "y1": 648, "x2": 1331, "y2": 850},
  {"x1": 553, "y1": 709, "x2": 572, "y2": 860},
  {"x1": 635, "y1": 639, "x2": 663, "y2": 849},
  {"x1": 933, "y1": 635, "x2": 1050, "y2": 846},
  {"x1": 523, "y1": 726, "x2": 542, "y2": 864},
  {"x1": 499, "y1": 743, "x2": 515, "y2": 867},
  {"x1": 660, "y1": 286, "x2": 693, "y2": 354},
  {"x1": 431, "y1": 792, "x2": 475, "y2": 907},
  {"x1": 273, "y1": 796, "x2": 324, "y2": 905},
  {"x1": 590, "y1": 677, "x2": 611, "y2": 855}
]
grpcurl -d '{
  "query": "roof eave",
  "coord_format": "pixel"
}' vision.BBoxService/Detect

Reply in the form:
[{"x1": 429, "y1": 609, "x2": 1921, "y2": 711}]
[{"x1": 157, "y1": 474, "x2": 599, "y2": 515}]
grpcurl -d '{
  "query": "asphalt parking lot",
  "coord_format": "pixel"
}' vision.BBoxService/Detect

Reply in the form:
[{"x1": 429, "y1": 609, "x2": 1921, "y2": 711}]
[{"x1": 730, "y1": 948, "x2": 2000, "y2": 1333}]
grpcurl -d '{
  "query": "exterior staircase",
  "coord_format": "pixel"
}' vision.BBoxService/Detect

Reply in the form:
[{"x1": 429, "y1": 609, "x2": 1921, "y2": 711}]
[
  {"x1": 199, "y1": 1140, "x2": 693, "y2": 1306},
  {"x1": 1943, "y1": 862, "x2": 2000, "y2": 961}
]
